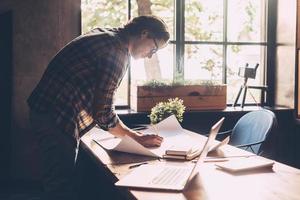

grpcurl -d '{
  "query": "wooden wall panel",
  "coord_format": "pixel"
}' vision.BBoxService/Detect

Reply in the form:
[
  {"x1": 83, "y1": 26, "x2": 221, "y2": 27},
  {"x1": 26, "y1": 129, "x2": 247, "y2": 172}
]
[
  {"x1": 297, "y1": 0, "x2": 300, "y2": 49},
  {"x1": 295, "y1": 0, "x2": 300, "y2": 119},
  {"x1": 298, "y1": 53, "x2": 300, "y2": 118},
  {"x1": 0, "y1": 0, "x2": 81, "y2": 182}
]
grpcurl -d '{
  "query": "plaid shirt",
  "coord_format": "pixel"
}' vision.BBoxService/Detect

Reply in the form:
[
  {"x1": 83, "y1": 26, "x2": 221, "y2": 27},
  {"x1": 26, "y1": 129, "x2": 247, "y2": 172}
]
[{"x1": 27, "y1": 28, "x2": 130, "y2": 137}]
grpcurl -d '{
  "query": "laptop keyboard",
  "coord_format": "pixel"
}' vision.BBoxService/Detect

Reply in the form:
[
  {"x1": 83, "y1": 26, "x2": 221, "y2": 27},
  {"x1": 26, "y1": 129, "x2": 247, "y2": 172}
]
[{"x1": 150, "y1": 167, "x2": 190, "y2": 186}]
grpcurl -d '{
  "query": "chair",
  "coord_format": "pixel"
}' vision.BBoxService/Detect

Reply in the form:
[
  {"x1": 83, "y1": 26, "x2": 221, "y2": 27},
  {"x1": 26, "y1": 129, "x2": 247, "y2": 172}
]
[{"x1": 217, "y1": 109, "x2": 277, "y2": 155}]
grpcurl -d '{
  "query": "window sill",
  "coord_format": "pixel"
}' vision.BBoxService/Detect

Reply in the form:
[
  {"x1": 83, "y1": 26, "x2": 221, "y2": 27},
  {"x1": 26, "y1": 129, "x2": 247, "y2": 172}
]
[{"x1": 116, "y1": 105, "x2": 293, "y2": 116}]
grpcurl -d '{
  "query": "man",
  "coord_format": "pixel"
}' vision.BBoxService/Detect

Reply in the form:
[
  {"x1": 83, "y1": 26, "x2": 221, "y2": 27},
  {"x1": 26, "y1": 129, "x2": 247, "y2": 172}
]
[{"x1": 28, "y1": 15, "x2": 169, "y2": 200}]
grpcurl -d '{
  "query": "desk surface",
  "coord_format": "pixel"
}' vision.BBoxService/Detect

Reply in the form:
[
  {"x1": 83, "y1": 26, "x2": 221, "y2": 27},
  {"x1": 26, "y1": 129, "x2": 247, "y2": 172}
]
[{"x1": 80, "y1": 129, "x2": 300, "y2": 200}]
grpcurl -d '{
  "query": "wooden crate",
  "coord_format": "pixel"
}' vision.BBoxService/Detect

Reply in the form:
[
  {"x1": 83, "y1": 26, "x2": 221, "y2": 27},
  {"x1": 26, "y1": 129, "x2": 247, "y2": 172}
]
[{"x1": 131, "y1": 85, "x2": 227, "y2": 112}]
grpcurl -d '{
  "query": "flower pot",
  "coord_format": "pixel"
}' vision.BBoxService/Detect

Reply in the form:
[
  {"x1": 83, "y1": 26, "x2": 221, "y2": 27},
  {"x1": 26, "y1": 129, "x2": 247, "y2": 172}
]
[{"x1": 131, "y1": 84, "x2": 227, "y2": 112}]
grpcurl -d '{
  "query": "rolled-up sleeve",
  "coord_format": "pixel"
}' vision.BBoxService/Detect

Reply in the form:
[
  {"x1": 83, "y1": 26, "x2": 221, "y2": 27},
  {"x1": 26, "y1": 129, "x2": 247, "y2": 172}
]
[
  {"x1": 93, "y1": 89, "x2": 119, "y2": 130},
  {"x1": 93, "y1": 49, "x2": 128, "y2": 130},
  {"x1": 94, "y1": 106, "x2": 119, "y2": 131}
]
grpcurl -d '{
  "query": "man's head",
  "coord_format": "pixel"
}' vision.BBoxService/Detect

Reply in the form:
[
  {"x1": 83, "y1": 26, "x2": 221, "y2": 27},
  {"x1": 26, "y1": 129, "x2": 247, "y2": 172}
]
[{"x1": 124, "y1": 15, "x2": 170, "y2": 59}]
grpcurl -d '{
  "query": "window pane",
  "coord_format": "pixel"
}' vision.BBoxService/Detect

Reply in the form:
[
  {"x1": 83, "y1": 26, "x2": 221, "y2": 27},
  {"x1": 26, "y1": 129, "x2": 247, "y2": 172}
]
[
  {"x1": 131, "y1": 44, "x2": 174, "y2": 85},
  {"x1": 81, "y1": 0, "x2": 128, "y2": 33},
  {"x1": 130, "y1": 0, "x2": 175, "y2": 85},
  {"x1": 184, "y1": 44, "x2": 223, "y2": 82},
  {"x1": 82, "y1": 0, "x2": 129, "y2": 106},
  {"x1": 131, "y1": 0, "x2": 174, "y2": 40},
  {"x1": 227, "y1": 45, "x2": 266, "y2": 104},
  {"x1": 185, "y1": 0, "x2": 223, "y2": 41},
  {"x1": 227, "y1": 0, "x2": 266, "y2": 42}
]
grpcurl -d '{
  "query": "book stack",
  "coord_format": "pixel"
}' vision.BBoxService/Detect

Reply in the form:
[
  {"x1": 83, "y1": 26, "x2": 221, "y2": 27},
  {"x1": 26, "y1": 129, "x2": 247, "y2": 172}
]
[
  {"x1": 163, "y1": 136, "x2": 231, "y2": 160},
  {"x1": 163, "y1": 144, "x2": 201, "y2": 160}
]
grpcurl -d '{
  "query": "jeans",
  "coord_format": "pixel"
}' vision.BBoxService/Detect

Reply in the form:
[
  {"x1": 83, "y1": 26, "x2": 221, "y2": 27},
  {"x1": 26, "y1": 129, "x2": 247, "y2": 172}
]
[{"x1": 29, "y1": 110, "x2": 80, "y2": 200}]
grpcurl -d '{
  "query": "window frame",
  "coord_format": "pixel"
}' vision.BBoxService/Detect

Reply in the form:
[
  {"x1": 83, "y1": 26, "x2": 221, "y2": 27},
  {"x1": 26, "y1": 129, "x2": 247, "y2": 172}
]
[
  {"x1": 81, "y1": 0, "x2": 274, "y2": 109},
  {"x1": 175, "y1": 0, "x2": 268, "y2": 99}
]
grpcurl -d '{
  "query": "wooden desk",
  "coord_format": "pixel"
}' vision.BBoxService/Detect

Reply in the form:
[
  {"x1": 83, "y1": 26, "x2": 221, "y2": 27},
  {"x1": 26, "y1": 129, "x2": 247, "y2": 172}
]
[{"x1": 80, "y1": 129, "x2": 300, "y2": 200}]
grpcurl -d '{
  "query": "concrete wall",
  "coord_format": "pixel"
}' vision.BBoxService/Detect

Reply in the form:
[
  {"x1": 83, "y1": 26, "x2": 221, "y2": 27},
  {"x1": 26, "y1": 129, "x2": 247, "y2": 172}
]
[{"x1": 0, "y1": 0, "x2": 80, "y2": 181}]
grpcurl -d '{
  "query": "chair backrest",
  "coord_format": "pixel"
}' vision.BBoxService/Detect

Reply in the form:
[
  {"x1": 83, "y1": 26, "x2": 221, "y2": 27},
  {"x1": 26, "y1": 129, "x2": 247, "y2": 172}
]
[{"x1": 230, "y1": 109, "x2": 277, "y2": 154}]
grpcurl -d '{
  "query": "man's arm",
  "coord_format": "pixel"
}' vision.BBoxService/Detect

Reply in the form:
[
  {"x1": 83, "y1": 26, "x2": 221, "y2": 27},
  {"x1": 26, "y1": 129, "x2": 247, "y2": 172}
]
[
  {"x1": 108, "y1": 119, "x2": 163, "y2": 147},
  {"x1": 93, "y1": 53, "x2": 162, "y2": 147}
]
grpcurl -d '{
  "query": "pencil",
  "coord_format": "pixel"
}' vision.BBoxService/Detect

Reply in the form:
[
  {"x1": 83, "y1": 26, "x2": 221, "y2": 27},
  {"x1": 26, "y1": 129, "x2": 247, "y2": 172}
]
[{"x1": 129, "y1": 162, "x2": 148, "y2": 169}]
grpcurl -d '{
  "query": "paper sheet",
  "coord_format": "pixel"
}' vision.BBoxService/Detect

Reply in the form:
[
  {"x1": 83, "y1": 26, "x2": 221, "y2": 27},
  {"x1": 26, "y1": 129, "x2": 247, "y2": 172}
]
[
  {"x1": 91, "y1": 115, "x2": 227, "y2": 158},
  {"x1": 93, "y1": 115, "x2": 199, "y2": 158},
  {"x1": 209, "y1": 136, "x2": 230, "y2": 152}
]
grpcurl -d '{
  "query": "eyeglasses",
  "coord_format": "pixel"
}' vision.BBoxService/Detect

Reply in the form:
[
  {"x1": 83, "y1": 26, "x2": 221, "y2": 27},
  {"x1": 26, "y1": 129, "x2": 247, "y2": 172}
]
[{"x1": 148, "y1": 38, "x2": 158, "y2": 56}]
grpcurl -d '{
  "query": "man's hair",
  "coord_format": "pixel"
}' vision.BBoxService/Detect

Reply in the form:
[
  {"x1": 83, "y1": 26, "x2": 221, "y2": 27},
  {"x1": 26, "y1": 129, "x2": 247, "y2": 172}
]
[{"x1": 123, "y1": 15, "x2": 170, "y2": 42}]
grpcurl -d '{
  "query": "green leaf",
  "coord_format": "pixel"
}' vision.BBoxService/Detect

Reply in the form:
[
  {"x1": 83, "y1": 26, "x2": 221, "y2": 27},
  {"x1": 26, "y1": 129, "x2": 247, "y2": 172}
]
[{"x1": 149, "y1": 97, "x2": 186, "y2": 124}]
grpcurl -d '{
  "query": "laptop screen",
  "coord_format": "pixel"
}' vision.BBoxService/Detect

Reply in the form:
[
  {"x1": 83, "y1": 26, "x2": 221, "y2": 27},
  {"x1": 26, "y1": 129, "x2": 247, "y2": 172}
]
[{"x1": 186, "y1": 117, "x2": 225, "y2": 183}]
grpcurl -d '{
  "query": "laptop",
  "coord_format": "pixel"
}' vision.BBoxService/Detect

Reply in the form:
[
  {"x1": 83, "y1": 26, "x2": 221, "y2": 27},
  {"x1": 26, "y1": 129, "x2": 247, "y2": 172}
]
[{"x1": 115, "y1": 117, "x2": 225, "y2": 191}]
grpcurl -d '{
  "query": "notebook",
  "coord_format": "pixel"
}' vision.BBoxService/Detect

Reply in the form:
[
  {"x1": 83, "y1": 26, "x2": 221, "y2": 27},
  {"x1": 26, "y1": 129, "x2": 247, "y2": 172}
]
[
  {"x1": 165, "y1": 143, "x2": 196, "y2": 156},
  {"x1": 163, "y1": 148, "x2": 201, "y2": 160},
  {"x1": 215, "y1": 156, "x2": 274, "y2": 172},
  {"x1": 163, "y1": 136, "x2": 230, "y2": 160},
  {"x1": 115, "y1": 117, "x2": 225, "y2": 191}
]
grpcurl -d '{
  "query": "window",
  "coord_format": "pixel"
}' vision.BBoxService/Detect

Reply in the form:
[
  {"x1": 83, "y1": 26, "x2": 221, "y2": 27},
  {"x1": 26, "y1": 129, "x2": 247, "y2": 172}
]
[{"x1": 81, "y1": 0, "x2": 267, "y2": 107}]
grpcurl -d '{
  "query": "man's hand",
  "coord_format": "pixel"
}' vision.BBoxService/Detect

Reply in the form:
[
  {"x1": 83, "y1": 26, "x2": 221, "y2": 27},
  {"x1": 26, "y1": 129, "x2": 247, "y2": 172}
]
[
  {"x1": 133, "y1": 133, "x2": 164, "y2": 147},
  {"x1": 108, "y1": 119, "x2": 163, "y2": 147}
]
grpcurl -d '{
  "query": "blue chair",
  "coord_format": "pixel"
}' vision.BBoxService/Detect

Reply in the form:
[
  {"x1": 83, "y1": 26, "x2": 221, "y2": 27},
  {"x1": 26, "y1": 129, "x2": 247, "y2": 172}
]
[{"x1": 217, "y1": 109, "x2": 277, "y2": 155}]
